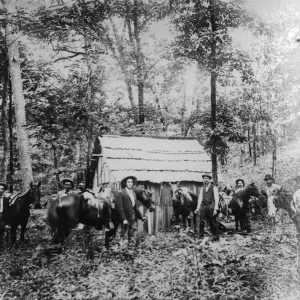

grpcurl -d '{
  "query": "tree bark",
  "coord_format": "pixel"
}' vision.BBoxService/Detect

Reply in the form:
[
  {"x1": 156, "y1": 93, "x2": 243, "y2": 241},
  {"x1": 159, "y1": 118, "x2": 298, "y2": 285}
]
[
  {"x1": 2, "y1": 0, "x2": 33, "y2": 191},
  {"x1": 133, "y1": 0, "x2": 145, "y2": 124},
  {"x1": 8, "y1": 79, "x2": 14, "y2": 192},
  {"x1": 109, "y1": 17, "x2": 137, "y2": 112},
  {"x1": 253, "y1": 122, "x2": 257, "y2": 166},
  {"x1": 1, "y1": 48, "x2": 9, "y2": 181},
  {"x1": 210, "y1": 0, "x2": 218, "y2": 185}
]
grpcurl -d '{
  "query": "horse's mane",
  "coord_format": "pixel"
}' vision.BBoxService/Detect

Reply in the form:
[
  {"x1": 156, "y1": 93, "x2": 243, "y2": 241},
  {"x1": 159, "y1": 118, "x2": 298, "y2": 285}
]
[{"x1": 19, "y1": 189, "x2": 30, "y2": 198}]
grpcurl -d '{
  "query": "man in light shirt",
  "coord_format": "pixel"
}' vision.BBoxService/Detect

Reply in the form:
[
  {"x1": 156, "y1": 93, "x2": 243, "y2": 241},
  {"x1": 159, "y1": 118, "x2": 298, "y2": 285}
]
[
  {"x1": 56, "y1": 178, "x2": 75, "y2": 202},
  {"x1": 263, "y1": 174, "x2": 282, "y2": 218},
  {"x1": 264, "y1": 174, "x2": 281, "y2": 197},
  {"x1": 115, "y1": 176, "x2": 145, "y2": 242},
  {"x1": 195, "y1": 174, "x2": 219, "y2": 241}
]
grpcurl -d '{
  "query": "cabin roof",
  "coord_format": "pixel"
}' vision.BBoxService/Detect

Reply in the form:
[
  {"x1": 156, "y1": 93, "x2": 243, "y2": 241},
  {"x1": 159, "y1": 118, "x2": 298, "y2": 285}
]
[{"x1": 93, "y1": 135, "x2": 212, "y2": 183}]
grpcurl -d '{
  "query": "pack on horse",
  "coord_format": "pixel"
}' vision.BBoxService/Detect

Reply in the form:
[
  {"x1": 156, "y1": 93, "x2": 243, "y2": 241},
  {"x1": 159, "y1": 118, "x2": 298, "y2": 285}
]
[
  {"x1": 229, "y1": 183, "x2": 262, "y2": 233},
  {"x1": 105, "y1": 184, "x2": 155, "y2": 248},
  {"x1": 46, "y1": 192, "x2": 111, "y2": 245},
  {"x1": 9, "y1": 181, "x2": 42, "y2": 244}
]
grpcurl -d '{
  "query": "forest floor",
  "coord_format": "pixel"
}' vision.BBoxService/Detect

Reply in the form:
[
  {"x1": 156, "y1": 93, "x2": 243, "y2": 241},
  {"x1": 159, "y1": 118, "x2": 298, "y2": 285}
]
[{"x1": 0, "y1": 210, "x2": 299, "y2": 300}]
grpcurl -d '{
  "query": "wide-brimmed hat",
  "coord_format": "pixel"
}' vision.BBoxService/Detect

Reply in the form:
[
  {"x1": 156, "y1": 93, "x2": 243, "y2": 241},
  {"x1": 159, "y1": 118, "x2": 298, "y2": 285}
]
[
  {"x1": 264, "y1": 174, "x2": 274, "y2": 181},
  {"x1": 121, "y1": 176, "x2": 137, "y2": 188},
  {"x1": 0, "y1": 182, "x2": 7, "y2": 190},
  {"x1": 202, "y1": 173, "x2": 212, "y2": 180},
  {"x1": 60, "y1": 178, "x2": 74, "y2": 188},
  {"x1": 236, "y1": 179, "x2": 245, "y2": 186}
]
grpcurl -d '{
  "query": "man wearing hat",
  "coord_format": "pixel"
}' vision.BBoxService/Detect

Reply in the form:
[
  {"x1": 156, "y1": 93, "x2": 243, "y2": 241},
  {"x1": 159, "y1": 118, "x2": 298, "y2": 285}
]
[
  {"x1": 56, "y1": 178, "x2": 75, "y2": 202},
  {"x1": 115, "y1": 175, "x2": 145, "y2": 241},
  {"x1": 0, "y1": 182, "x2": 10, "y2": 247},
  {"x1": 263, "y1": 174, "x2": 281, "y2": 197},
  {"x1": 195, "y1": 173, "x2": 219, "y2": 241}
]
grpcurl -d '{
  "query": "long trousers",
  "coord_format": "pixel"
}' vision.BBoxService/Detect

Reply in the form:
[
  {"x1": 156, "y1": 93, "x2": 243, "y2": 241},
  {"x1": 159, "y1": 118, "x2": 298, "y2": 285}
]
[{"x1": 199, "y1": 203, "x2": 219, "y2": 237}]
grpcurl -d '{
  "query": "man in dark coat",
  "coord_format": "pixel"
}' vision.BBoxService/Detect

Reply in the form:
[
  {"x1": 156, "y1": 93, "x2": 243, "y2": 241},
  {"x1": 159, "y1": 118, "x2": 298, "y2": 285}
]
[
  {"x1": 0, "y1": 182, "x2": 10, "y2": 248},
  {"x1": 115, "y1": 176, "x2": 145, "y2": 241},
  {"x1": 195, "y1": 173, "x2": 219, "y2": 241}
]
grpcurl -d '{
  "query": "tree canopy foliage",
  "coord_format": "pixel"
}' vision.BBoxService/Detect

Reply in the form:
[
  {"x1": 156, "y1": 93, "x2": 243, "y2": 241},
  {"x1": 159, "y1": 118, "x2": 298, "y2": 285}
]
[{"x1": 0, "y1": 0, "x2": 299, "y2": 188}]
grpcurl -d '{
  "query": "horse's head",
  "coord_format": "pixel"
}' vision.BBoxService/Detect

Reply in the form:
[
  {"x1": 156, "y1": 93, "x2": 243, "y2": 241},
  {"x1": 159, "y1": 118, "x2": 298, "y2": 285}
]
[
  {"x1": 245, "y1": 182, "x2": 263, "y2": 200},
  {"x1": 178, "y1": 187, "x2": 193, "y2": 203},
  {"x1": 29, "y1": 181, "x2": 42, "y2": 209},
  {"x1": 134, "y1": 185, "x2": 155, "y2": 212},
  {"x1": 169, "y1": 181, "x2": 180, "y2": 200}
]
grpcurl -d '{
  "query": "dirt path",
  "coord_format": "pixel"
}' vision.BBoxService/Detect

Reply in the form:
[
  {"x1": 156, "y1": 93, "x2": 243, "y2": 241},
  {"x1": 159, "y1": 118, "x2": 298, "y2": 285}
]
[{"x1": 0, "y1": 213, "x2": 299, "y2": 299}]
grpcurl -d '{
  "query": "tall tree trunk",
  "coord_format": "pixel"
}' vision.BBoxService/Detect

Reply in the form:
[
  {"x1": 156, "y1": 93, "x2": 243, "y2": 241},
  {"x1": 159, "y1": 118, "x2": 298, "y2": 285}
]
[
  {"x1": 109, "y1": 17, "x2": 137, "y2": 112},
  {"x1": 210, "y1": 0, "x2": 218, "y2": 185},
  {"x1": 2, "y1": 0, "x2": 33, "y2": 191},
  {"x1": 133, "y1": 0, "x2": 145, "y2": 124},
  {"x1": 8, "y1": 79, "x2": 14, "y2": 192},
  {"x1": 1, "y1": 48, "x2": 9, "y2": 181},
  {"x1": 253, "y1": 122, "x2": 257, "y2": 166},
  {"x1": 137, "y1": 79, "x2": 144, "y2": 124}
]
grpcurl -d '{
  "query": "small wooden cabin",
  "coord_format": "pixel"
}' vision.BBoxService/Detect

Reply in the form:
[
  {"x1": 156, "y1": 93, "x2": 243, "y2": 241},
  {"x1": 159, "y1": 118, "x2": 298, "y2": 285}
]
[{"x1": 89, "y1": 135, "x2": 212, "y2": 233}]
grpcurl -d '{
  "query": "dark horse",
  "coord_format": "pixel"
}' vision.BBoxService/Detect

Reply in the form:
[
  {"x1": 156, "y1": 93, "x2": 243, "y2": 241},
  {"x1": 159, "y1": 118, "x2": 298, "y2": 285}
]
[
  {"x1": 105, "y1": 186, "x2": 155, "y2": 248},
  {"x1": 9, "y1": 182, "x2": 41, "y2": 244},
  {"x1": 46, "y1": 193, "x2": 111, "y2": 245},
  {"x1": 172, "y1": 189, "x2": 198, "y2": 230},
  {"x1": 47, "y1": 186, "x2": 155, "y2": 249},
  {"x1": 229, "y1": 183, "x2": 262, "y2": 232}
]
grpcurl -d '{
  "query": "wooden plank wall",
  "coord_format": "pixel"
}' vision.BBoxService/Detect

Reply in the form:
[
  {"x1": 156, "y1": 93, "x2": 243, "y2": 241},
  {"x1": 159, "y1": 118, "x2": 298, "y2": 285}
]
[{"x1": 145, "y1": 182, "x2": 203, "y2": 234}]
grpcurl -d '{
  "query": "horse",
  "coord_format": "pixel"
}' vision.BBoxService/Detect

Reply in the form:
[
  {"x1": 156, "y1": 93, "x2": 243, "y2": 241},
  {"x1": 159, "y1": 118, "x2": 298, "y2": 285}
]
[
  {"x1": 267, "y1": 189, "x2": 300, "y2": 234},
  {"x1": 171, "y1": 187, "x2": 197, "y2": 229},
  {"x1": 46, "y1": 193, "x2": 111, "y2": 245},
  {"x1": 170, "y1": 185, "x2": 228, "y2": 232},
  {"x1": 229, "y1": 183, "x2": 262, "y2": 233},
  {"x1": 9, "y1": 181, "x2": 42, "y2": 244},
  {"x1": 105, "y1": 186, "x2": 155, "y2": 248},
  {"x1": 47, "y1": 186, "x2": 155, "y2": 249}
]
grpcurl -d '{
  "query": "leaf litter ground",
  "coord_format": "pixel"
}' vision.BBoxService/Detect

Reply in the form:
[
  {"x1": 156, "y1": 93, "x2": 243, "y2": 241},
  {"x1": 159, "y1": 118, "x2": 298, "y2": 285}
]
[{"x1": 0, "y1": 211, "x2": 299, "y2": 300}]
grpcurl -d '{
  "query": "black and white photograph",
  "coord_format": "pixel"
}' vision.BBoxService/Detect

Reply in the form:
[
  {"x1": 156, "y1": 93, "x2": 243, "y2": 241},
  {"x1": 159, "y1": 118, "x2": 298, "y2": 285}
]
[{"x1": 0, "y1": 0, "x2": 300, "y2": 299}]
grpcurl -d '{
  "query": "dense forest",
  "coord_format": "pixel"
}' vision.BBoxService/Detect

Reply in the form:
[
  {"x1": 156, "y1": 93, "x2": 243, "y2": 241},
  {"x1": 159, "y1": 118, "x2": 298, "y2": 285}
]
[{"x1": 1, "y1": 0, "x2": 300, "y2": 192}]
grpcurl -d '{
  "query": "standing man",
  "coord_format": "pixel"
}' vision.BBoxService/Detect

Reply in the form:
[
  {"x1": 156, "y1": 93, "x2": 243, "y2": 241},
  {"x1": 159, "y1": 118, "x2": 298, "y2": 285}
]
[
  {"x1": 56, "y1": 178, "x2": 74, "y2": 202},
  {"x1": 195, "y1": 173, "x2": 219, "y2": 241},
  {"x1": 263, "y1": 174, "x2": 282, "y2": 218},
  {"x1": 115, "y1": 175, "x2": 145, "y2": 242},
  {"x1": 0, "y1": 182, "x2": 10, "y2": 248},
  {"x1": 264, "y1": 174, "x2": 281, "y2": 197}
]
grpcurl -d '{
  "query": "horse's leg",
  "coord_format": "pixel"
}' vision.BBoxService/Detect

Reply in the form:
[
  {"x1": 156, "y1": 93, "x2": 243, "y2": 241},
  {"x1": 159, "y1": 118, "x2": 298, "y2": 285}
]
[
  {"x1": 10, "y1": 224, "x2": 17, "y2": 245},
  {"x1": 235, "y1": 214, "x2": 240, "y2": 231},
  {"x1": 193, "y1": 213, "x2": 197, "y2": 233},
  {"x1": 187, "y1": 215, "x2": 192, "y2": 228},
  {"x1": 20, "y1": 223, "x2": 27, "y2": 243},
  {"x1": 0, "y1": 225, "x2": 4, "y2": 251},
  {"x1": 105, "y1": 222, "x2": 119, "y2": 249},
  {"x1": 175, "y1": 211, "x2": 180, "y2": 225}
]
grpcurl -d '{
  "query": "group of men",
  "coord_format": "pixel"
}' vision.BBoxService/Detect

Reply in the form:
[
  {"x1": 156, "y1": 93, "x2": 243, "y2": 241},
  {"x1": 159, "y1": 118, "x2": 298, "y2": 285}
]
[
  {"x1": 180, "y1": 173, "x2": 283, "y2": 241},
  {"x1": 0, "y1": 172, "x2": 286, "y2": 243}
]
